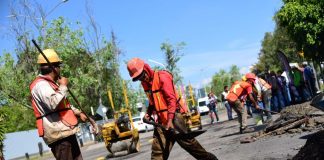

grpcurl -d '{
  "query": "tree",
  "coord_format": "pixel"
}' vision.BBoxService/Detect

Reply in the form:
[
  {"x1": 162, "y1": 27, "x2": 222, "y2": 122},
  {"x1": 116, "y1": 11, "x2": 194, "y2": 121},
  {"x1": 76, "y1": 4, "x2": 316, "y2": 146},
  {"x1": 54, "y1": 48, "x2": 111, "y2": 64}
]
[
  {"x1": 160, "y1": 41, "x2": 186, "y2": 86},
  {"x1": 0, "y1": 0, "x2": 127, "y2": 133},
  {"x1": 275, "y1": 0, "x2": 324, "y2": 61},
  {"x1": 210, "y1": 67, "x2": 241, "y2": 99},
  {"x1": 255, "y1": 26, "x2": 300, "y2": 73},
  {"x1": 275, "y1": 0, "x2": 324, "y2": 88},
  {"x1": 229, "y1": 65, "x2": 241, "y2": 83}
]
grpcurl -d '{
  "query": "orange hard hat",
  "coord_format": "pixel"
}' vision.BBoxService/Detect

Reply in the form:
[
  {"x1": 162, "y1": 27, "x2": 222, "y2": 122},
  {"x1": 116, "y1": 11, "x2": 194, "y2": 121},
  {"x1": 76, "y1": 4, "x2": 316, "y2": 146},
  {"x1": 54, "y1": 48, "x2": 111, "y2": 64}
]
[
  {"x1": 245, "y1": 73, "x2": 256, "y2": 80},
  {"x1": 127, "y1": 58, "x2": 145, "y2": 79}
]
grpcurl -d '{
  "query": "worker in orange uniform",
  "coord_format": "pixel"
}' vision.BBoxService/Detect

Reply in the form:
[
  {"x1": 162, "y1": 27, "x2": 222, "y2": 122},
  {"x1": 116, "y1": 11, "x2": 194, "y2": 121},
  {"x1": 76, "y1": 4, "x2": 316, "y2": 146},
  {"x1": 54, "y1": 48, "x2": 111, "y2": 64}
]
[
  {"x1": 30, "y1": 49, "x2": 98, "y2": 160},
  {"x1": 127, "y1": 58, "x2": 217, "y2": 160},
  {"x1": 226, "y1": 73, "x2": 260, "y2": 134}
]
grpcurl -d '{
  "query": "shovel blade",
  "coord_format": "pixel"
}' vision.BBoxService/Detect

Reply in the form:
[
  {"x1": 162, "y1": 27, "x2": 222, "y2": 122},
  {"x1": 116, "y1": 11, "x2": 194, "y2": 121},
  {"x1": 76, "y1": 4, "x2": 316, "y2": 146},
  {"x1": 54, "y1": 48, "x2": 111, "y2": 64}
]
[
  {"x1": 176, "y1": 130, "x2": 206, "y2": 139},
  {"x1": 310, "y1": 92, "x2": 324, "y2": 112}
]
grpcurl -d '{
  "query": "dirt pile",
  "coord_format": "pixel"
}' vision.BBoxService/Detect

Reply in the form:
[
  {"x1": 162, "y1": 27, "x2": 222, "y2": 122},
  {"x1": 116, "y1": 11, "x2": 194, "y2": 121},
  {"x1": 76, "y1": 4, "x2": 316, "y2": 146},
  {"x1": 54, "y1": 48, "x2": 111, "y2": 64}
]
[
  {"x1": 241, "y1": 101, "x2": 324, "y2": 158},
  {"x1": 292, "y1": 130, "x2": 324, "y2": 159},
  {"x1": 264, "y1": 102, "x2": 324, "y2": 135}
]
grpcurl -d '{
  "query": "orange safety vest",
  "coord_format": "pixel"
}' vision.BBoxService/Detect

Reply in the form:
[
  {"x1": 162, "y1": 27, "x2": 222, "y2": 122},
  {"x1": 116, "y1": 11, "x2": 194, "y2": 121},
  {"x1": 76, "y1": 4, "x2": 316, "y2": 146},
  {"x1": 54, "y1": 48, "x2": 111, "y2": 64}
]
[
  {"x1": 144, "y1": 71, "x2": 186, "y2": 125},
  {"x1": 226, "y1": 81, "x2": 252, "y2": 103},
  {"x1": 30, "y1": 76, "x2": 78, "y2": 137}
]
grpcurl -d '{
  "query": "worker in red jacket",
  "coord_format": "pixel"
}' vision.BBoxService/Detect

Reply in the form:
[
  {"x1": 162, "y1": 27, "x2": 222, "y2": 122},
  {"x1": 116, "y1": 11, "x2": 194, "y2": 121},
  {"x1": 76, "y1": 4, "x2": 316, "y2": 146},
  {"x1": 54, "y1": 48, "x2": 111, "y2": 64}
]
[
  {"x1": 226, "y1": 73, "x2": 260, "y2": 134},
  {"x1": 127, "y1": 58, "x2": 217, "y2": 160}
]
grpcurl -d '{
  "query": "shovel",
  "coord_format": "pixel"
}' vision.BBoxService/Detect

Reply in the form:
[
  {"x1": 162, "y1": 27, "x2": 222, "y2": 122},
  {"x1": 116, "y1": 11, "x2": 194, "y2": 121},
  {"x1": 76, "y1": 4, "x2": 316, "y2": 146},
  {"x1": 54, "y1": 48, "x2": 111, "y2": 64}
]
[
  {"x1": 310, "y1": 92, "x2": 324, "y2": 112},
  {"x1": 143, "y1": 118, "x2": 206, "y2": 139},
  {"x1": 258, "y1": 108, "x2": 279, "y2": 114}
]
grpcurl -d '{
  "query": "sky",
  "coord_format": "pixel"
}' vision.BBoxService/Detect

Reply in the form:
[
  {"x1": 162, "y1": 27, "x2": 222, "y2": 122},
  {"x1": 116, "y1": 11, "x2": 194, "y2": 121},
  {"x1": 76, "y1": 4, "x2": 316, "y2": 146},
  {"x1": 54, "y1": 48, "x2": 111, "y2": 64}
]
[{"x1": 0, "y1": 0, "x2": 283, "y2": 89}]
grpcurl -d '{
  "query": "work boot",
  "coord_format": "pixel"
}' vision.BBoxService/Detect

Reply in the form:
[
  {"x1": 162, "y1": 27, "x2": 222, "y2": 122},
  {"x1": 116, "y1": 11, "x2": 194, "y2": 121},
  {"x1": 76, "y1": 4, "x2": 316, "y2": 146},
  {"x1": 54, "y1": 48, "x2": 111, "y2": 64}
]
[{"x1": 240, "y1": 127, "x2": 254, "y2": 134}]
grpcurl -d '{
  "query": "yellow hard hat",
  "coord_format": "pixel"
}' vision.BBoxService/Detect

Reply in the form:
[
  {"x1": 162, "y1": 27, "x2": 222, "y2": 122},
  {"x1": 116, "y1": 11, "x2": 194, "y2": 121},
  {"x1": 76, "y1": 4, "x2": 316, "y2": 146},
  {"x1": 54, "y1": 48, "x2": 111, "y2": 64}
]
[
  {"x1": 242, "y1": 75, "x2": 247, "y2": 81},
  {"x1": 37, "y1": 49, "x2": 62, "y2": 64}
]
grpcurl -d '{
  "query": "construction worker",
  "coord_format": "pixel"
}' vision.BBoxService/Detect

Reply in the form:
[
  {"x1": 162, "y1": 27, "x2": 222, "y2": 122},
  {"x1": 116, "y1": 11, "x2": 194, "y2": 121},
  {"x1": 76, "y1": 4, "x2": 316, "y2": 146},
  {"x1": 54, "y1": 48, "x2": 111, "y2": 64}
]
[
  {"x1": 226, "y1": 73, "x2": 260, "y2": 134},
  {"x1": 254, "y1": 74, "x2": 272, "y2": 122},
  {"x1": 30, "y1": 49, "x2": 98, "y2": 160},
  {"x1": 127, "y1": 58, "x2": 217, "y2": 160},
  {"x1": 241, "y1": 76, "x2": 253, "y2": 117}
]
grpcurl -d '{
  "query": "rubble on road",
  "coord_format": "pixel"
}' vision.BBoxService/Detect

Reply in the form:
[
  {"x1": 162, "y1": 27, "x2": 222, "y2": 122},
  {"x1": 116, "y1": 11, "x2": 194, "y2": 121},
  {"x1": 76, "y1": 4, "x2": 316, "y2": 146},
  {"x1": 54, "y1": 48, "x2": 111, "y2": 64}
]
[
  {"x1": 246, "y1": 102, "x2": 324, "y2": 142},
  {"x1": 240, "y1": 100, "x2": 324, "y2": 159},
  {"x1": 292, "y1": 130, "x2": 324, "y2": 160}
]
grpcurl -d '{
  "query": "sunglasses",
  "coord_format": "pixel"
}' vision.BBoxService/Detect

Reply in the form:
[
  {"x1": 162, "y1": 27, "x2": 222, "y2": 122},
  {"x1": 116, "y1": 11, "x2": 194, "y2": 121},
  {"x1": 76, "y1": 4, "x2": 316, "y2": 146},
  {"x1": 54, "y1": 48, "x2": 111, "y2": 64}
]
[
  {"x1": 53, "y1": 63, "x2": 64, "y2": 68},
  {"x1": 133, "y1": 71, "x2": 146, "y2": 81}
]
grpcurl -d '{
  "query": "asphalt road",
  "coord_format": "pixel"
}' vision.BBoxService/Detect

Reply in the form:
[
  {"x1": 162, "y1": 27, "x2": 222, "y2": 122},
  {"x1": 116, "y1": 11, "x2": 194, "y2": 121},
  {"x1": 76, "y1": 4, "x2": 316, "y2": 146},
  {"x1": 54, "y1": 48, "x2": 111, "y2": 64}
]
[
  {"x1": 82, "y1": 113, "x2": 216, "y2": 160},
  {"x1": 39, "y1": 110, "x2": 311, "y2": 160}
]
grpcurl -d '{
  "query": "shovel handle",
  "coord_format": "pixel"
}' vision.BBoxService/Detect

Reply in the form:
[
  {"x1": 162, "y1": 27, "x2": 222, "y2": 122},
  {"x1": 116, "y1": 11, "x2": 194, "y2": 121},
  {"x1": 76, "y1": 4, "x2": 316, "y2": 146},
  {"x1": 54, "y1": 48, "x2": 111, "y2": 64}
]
[
  {"x1": 143, "y1": 117, "x2": 162, "y2": 128},
  {"x1": 143, "y1": 117, "x2": 175, "y2": 132},
  {"x1": 259, "y1": 108, "x2": 278, "y2": 114}
]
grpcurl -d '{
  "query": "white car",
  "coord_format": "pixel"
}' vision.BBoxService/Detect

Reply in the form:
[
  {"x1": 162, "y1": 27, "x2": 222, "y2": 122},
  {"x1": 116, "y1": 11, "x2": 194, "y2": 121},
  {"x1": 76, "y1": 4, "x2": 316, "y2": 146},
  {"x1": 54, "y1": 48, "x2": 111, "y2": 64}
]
[
  {"x1": 132, "y1": 116, "x2": 154, "y2": 132},
  {"x1": 197, "y1": 97, "x2": 210, "y2": 115}
]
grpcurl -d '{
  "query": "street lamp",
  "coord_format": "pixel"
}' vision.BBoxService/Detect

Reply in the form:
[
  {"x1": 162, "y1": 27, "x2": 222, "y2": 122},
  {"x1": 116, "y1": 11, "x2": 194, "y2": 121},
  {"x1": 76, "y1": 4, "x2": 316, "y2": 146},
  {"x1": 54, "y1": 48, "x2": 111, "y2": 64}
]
[
  {"x1": 148, "y1": 59, "x2": 166, "y2": 69},
  {"x1": 45, "y1": 0, "x2": 69, "y2": 19}
]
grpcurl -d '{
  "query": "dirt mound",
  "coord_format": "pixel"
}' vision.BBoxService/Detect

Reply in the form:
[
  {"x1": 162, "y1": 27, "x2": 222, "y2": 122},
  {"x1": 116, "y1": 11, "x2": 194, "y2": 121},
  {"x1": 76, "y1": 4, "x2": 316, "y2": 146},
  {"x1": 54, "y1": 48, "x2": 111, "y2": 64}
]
[
  {"x1": 292, "y1": 130, "x2": 324, "y2": 160},
  {"x1": 241, "y1": 102, "x2": 324, "y2": 143},
  {"x1": 252, "y1": 102, "x2": 324, "y2": 159},
  {"x1": 264, "y1": 102, "x2": 324, "y2": 136}
]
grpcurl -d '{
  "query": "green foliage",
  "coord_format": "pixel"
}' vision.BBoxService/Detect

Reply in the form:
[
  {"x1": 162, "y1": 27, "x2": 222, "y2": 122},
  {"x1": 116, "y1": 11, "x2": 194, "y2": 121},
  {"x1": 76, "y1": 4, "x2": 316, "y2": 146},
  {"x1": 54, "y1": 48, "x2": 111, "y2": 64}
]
[
  {"x1": 0, "y1": 106, "x2": 35, "y2": 133},
  {"x1": 275, "y1": 0, "x2": 324, "y2": 61},
  {"x1": 210, "y1": 66, "x2": 241, "y2": 98},
  {"x1": 0, "y1": 15, "x2": 126, "y2": 132},
  {"x1": 0, "y1": 53, "x2": 33, "y2": 109},
  {"x1": 160, "y1": 41, "x2": 186, "y2": 86},
  {"x1": 255, "y1": 26, "x2": 300, "y2": 73}
]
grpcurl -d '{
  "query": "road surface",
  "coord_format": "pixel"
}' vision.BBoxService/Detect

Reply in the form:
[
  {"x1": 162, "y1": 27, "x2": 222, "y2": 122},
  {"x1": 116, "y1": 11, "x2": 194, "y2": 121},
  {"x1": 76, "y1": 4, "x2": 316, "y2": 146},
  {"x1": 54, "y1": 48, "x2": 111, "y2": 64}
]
[{"x1": 28, "y1": 110, "x2": 311, "y2": 160}]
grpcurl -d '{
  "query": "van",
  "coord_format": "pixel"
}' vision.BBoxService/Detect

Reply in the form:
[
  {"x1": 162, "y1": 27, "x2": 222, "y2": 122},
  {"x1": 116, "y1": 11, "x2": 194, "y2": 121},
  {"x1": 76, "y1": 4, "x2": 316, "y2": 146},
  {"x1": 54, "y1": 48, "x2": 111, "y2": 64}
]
[{"x1": 197, "y1": 97, "x2": 210, "y2": 115}]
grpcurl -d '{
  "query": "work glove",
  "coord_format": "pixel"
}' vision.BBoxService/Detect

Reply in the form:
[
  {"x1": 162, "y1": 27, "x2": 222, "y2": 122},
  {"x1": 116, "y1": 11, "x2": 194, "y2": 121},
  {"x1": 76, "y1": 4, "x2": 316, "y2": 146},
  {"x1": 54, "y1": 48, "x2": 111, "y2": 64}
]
[
  {"x1": 166, "y1": 119, "x2": 174, "y2": 130},
  {"x1": 89, "y1": 117, "x2": 99, "y2": 134},
  {"x1": 80, "y1": 112, "x2": 99, "y2": 134}
]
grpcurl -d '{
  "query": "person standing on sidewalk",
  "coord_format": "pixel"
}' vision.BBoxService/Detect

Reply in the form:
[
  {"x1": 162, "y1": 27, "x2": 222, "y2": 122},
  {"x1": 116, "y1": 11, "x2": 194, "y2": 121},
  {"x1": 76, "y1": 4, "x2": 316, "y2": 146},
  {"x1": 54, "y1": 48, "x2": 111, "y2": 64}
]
[
  {"x1": 226, "y1": 73, "x2": 260, "y2": 134},
  {"x1": 30, "y1": 49, "x2": 98, "y2": 160},
  {"x1": 127, "y1": 58, "x2": 217, "y2": 160},
  {"x1": 221, "y1": 86, "x2": 233, "y2": 120},
  {"x1": 207, "y1": 92, "x2": 219, "y2": 124}
]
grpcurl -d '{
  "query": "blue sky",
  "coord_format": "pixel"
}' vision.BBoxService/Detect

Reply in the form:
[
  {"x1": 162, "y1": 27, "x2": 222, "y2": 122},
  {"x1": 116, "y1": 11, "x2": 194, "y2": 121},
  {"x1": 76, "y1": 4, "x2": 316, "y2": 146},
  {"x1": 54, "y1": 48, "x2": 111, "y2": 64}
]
[{"x1": 0, "y1": 0, "x2": 282, "y2": 89}]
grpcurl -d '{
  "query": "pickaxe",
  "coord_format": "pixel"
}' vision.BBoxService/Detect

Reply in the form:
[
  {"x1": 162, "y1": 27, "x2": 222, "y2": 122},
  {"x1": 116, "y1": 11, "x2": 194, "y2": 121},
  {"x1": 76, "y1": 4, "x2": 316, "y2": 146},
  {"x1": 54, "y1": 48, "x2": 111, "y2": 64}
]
[{"x1": 143, "y1": 117, "x2": 206, "y2": 139}]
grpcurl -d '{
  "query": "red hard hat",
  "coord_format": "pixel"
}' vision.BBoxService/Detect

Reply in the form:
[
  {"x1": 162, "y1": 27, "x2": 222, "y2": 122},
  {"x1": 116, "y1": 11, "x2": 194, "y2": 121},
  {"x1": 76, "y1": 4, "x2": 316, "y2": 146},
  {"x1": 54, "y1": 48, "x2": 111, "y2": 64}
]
[
  {"x1": 245, "y1": 73, "x2": 256, "y2": 80},
  {"x1": 127, "y1": 58, "x2": 145, "y2": 79}
]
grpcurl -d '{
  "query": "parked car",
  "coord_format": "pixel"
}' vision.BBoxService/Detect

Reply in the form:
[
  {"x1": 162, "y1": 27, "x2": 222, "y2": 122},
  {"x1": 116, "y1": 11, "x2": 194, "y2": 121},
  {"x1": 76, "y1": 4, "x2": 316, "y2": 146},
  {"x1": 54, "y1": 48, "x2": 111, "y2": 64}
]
[
  {"x1": 197, "y1": 97, "x2": 210, "y2": 115},
  {"x1": 132, "y1": 116, "x2": 154, "y2": 132}
]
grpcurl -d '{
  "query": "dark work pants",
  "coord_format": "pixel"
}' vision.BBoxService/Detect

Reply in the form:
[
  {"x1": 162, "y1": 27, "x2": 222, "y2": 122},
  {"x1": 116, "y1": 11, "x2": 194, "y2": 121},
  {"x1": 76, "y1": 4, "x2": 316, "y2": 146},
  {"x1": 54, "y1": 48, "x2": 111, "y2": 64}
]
[
  {"x1": 48, "y1": 134, "x2": 83, "y2": 160},
  {"x1": 151, "y1": 114, "x2": 217, "y2": 160}
]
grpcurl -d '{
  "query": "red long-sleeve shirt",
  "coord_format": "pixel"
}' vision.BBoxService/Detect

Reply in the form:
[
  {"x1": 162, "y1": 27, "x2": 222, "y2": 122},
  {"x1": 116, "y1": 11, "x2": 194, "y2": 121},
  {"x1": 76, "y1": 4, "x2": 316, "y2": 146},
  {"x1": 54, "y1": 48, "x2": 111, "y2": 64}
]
[{"x1": 141, "y1": 64, "x2": 177, "y2": 120}]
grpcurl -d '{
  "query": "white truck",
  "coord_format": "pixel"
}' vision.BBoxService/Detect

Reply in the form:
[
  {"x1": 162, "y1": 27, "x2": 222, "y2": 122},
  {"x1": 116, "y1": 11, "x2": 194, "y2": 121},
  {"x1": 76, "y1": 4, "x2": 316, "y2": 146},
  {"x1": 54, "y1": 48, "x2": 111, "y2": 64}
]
[{"x1": 197, "y1": 97, "x2": 210, "y2": 115}]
